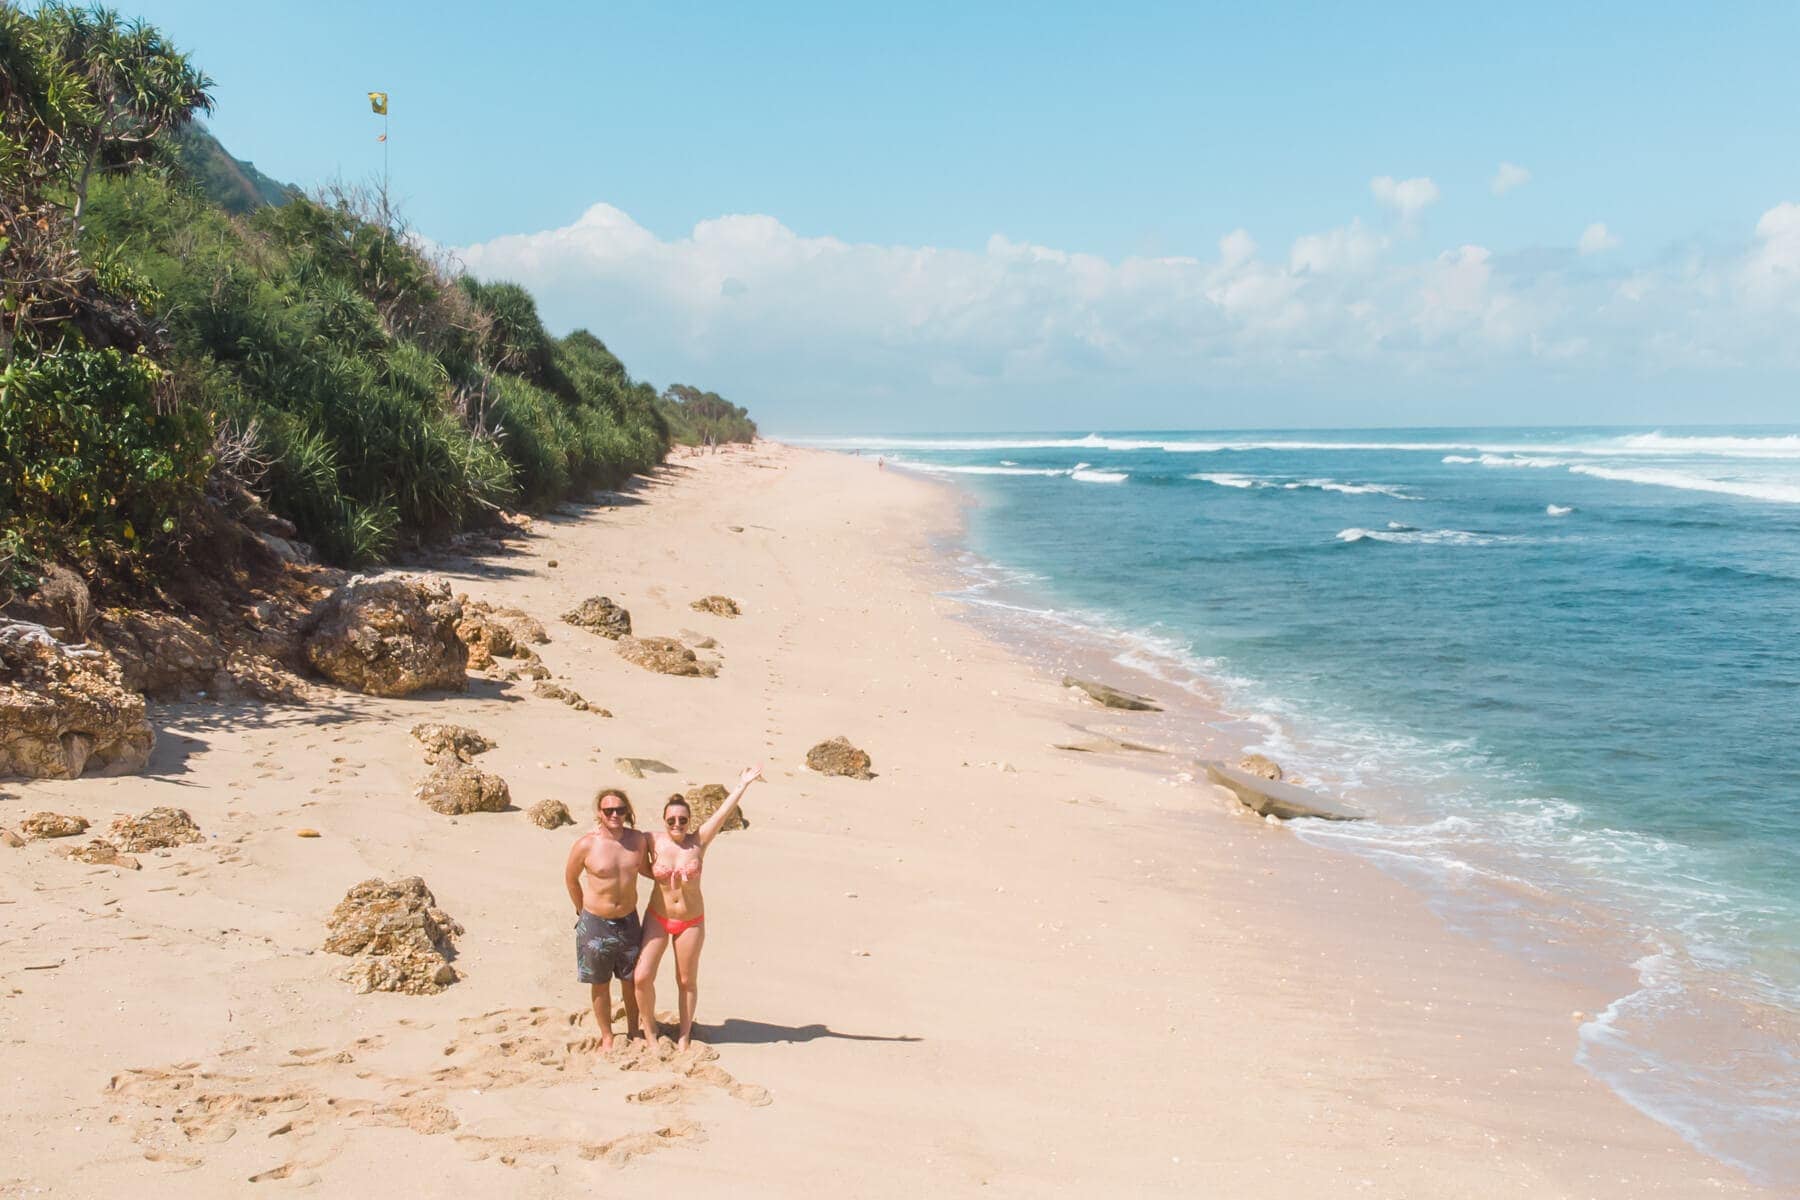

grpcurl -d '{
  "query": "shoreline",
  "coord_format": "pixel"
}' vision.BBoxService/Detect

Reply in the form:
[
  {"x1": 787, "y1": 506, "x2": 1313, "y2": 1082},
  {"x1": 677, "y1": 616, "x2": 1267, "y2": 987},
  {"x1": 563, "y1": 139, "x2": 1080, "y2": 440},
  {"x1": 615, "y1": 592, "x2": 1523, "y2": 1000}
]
[{"x1": 0, "y1": 443, "x2": 1774, "y2": 1196}]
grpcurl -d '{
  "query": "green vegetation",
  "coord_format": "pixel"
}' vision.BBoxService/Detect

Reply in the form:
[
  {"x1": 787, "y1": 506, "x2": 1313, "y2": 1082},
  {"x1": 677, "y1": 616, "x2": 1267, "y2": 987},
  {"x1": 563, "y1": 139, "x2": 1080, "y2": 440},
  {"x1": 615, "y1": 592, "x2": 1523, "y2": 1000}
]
[{"x1": 1, "y1": 3, "x2": 749, "y2": 585}]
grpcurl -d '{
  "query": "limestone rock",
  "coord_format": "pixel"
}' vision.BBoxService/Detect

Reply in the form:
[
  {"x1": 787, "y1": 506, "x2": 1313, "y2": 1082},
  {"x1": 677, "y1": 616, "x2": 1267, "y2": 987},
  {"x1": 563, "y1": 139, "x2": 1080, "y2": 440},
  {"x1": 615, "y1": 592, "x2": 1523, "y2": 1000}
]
[
  {"x1": 528, "y1": 799, "x2": 574, "y2": 829},
  {"x1": 532, "y1": 679, "x2": 610, "y2": 715},
  {"x1": 300, "y1": 575, "x2": 468, "y2": 697},
  {"x1": 683, "y1": 784, "x2": 747, "y2": 833},
  {"x1": 417, "y1": 760, "x2": 511, "y2": 815},
  {"x1": 1, "y1": 828, "x2": 24, "y2": 848},
  {"x1": 617, "y1": 636, "x2": 716, "y2": 678},
  {"x1": 689, "y1": 595, "x2": 741, "y2": 618},
  {"x1": 806, "y1": 736, "x2": 874, "y2": 780},
  {"x1": 561, "y1": 596, "x2": 631, "y2": 640},
  {"x1": 1237, "y1": 753, "x2": 1283, "y2": 781},
  {"x1": 410, "y1": 722, "x2": 495, "y2": 764},
  {"x1": 1203, "y1": 761, "x2": 1361, "y2": 822},
  {"x1": 455, "y1": 598, "x2": 548, "y2": 669},
  {"x1": 1062, "y1": 676, "x2": 1161, "y2": 712},
  {"x1": 0, "y1": 620, "x2": 155, "y2": 779},
  {"x1": 67, "y1": 838, "x2": 140, "y2": 869},
  {"x1": 20, "y1": 812, "x2": 88, "y2": 839},
  {"x1": 322, "y1": 876, "x2": 462, "y2": 994},
  {"x1": 615, "y1": 757, "x2": 675, "y2": 779},
  {"x1": 504, "y1": 659, "x2": 551, "y2": 681},
  {"x1": 110, "y1": 807, "x2": 202, "y2": 852}
]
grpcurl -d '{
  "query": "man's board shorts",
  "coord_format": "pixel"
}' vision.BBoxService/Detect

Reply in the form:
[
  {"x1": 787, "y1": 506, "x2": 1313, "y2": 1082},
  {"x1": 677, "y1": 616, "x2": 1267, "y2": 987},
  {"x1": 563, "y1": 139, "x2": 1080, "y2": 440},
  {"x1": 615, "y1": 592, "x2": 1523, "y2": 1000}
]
[{"x1": 575, "y1": 910, "x2": 642, "y2": 983}]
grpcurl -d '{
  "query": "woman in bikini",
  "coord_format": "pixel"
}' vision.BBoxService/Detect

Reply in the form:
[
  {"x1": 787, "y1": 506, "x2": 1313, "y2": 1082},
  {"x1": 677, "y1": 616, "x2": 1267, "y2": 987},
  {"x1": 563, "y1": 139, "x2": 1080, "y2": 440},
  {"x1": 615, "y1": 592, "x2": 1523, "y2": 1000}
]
[{"x1": 634, "y1": 764, "x2": 762, "y2": 1049}]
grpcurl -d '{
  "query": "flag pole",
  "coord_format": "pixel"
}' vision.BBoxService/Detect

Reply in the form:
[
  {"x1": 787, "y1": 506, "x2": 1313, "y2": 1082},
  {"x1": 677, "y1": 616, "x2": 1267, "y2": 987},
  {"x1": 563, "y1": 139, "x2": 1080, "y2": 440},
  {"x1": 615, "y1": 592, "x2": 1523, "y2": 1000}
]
[{"x1": 382, "y1": 106, "x2": 389, "y2": 226}]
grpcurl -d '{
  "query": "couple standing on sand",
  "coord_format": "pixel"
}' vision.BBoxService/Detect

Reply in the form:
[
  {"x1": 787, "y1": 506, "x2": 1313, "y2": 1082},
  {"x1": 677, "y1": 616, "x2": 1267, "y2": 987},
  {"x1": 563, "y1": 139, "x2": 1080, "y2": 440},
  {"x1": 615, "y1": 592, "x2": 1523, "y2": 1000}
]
[{"x1": 563, "y1": 765, "x2": 762, "y2": 1050}]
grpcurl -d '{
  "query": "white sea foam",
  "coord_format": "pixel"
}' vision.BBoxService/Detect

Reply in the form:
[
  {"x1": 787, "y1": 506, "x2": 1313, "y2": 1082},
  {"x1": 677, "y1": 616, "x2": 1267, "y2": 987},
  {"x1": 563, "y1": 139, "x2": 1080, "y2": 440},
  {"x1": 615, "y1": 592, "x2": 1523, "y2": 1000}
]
[
  {"x1": 890, "y1": 461, "x2": 1069, "y2": 477},
  {"x1": 1547, "y1": 504, "x2": 1573, "y2": 516},
  {"x1": 1616, "y1": 431, "x2": 1800, "y2": 459},
  {"x1": 1337, "y1": 527, "x2": 1505, "y2": 546},
  {"x1": 1285, "y1": 478, "x2": 1421, "y2": 499},
  {"x1": 1189, "y1": 472, "x2": 1267, "y2": 488},
  {"x1": 1567, "y1": 464, "x2": 1800, "y2": 505},
  {"x1": 1070, "y1": 463, "x2": 1129, "y2": 483}
]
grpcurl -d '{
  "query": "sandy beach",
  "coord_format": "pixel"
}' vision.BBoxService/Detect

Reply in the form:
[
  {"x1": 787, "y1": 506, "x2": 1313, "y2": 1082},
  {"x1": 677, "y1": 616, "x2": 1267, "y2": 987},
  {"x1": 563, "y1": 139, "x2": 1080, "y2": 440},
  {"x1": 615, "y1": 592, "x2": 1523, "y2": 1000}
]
[{"x1": 0, "y1": 443, "x2": 1771, "y2": 1197}]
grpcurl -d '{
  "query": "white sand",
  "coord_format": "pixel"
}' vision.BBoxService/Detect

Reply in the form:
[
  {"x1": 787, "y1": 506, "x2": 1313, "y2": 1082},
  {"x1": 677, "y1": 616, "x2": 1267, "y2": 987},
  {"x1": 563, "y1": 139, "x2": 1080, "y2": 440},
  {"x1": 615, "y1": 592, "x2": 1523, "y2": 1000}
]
[{"x1": 0, "y1": 444, "x2": 1770, "y2": 1196}]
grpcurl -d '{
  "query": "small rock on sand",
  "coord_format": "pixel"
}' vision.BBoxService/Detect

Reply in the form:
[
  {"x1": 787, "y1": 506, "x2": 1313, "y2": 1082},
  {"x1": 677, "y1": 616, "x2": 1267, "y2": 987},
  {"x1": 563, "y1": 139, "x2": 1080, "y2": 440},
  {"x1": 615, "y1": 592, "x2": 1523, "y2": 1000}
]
[
  {"x1": 20, "y1": 812, "x2": 89, "y2": 840},
  {"x1": 689, "y1": 595, "x2": 741, "y2": 618},
  {"x1": 417, "y1": 761, "x2": 511, "y2": 815},
  {"x1": 532, "y1": 679, "x2": 610, "y2": 715},
  {"x1": 67, "y1": 838, "x2": 140, "y2": 869},
  {"x1": 527, "y1": 799, "x2": 574, "y2": 829},
  {"x1": 805, "y1": 737, "x2": 874, "y2": 780},
  {"x1": 683, "y1": 784, "x2": 748, "y2": 832},
  {"x1": 296, "y1": 829, "x2": 322, "y2": 838},
  {"x1": 617, "y1": 636, "x2": 717, "y2": 678},
  {"x1": 109, "y1": 807, "x2": 201, "y2": 852},
  {"x1": 410, "y1": 721, "x2": 495, "y2": 763},
  {"x1": 1062, "y1": 676, "x2": 1162, "y2": 712},
  {"x1": 1237, "y1": 753, "x2": 1283, "y2": 781},
  {"x1": 615, "y1": 757, "x2": 675, "y2": 779},
  {"x1": 322, "y1": 876, "x2": 462, "y2": 994},
  {"x1": 561, "y1": 596, "x2": 632, "y2": 640}
]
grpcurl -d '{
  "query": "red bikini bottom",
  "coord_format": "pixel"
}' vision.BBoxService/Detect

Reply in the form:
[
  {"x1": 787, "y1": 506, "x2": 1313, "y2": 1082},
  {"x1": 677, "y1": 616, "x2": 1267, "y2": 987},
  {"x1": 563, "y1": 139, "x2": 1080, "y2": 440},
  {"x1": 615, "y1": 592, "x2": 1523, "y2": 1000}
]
[{"x1": 653, "y1": 913, "x2": 704, "y2": 937}]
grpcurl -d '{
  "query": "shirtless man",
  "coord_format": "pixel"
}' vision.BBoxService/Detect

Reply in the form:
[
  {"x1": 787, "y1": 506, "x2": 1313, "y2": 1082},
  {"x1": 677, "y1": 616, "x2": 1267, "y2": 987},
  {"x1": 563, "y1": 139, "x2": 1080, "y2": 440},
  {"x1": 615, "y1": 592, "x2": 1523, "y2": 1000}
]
[{"x1": 563, "y1": 788, "x2": 650, "y2": 1049}]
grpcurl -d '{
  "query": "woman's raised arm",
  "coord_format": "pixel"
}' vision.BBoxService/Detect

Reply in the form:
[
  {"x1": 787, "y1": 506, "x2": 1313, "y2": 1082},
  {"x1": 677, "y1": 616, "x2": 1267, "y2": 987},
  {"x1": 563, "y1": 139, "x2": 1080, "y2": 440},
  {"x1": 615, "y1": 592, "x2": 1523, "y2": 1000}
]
[{"x1": 698, "y1": 765, "x2": 763, "y2": 846}]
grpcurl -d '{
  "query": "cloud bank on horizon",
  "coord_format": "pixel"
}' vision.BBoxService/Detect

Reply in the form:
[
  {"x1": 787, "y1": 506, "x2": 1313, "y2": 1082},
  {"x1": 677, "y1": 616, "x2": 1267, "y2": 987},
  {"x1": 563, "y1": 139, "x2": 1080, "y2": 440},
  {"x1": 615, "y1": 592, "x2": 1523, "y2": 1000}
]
[{"x1": 455, "y1": 178, "x2": 1800, "y2": 432}]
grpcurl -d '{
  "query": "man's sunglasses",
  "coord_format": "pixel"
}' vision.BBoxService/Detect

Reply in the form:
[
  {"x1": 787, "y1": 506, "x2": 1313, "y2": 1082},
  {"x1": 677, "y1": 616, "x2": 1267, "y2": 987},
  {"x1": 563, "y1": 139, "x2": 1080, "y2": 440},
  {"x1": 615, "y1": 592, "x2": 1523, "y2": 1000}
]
[{"x1": 600, "y1": 806, "x2": 628, "y2": 817}]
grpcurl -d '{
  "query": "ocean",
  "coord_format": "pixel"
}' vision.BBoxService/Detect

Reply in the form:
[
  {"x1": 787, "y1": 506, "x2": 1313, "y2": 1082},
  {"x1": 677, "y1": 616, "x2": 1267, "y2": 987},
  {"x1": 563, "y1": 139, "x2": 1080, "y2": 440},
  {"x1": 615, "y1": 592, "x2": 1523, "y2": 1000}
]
[{"x1": 793, "y1": 427, "x2": 1800, "y2": 1187}]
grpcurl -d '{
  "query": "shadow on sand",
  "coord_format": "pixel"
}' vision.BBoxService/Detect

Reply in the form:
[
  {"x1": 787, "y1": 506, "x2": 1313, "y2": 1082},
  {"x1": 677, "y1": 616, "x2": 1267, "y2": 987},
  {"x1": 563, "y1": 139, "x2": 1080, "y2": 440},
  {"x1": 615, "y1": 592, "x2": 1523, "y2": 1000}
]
[{"x1": 694, "y1": 1018, "x2": 921, "y2": 1046}]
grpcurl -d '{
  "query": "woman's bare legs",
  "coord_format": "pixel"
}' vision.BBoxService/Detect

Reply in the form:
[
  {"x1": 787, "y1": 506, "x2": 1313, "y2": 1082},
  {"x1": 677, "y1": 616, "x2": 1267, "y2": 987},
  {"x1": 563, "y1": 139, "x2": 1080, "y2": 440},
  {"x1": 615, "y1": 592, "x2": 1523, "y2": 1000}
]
[
  {"x1": 672, "y1": 923, "x2": 706, "y2": 1050},
  {"x1": 633, "y1": 920, "x2": 670, "y2": 1046}
]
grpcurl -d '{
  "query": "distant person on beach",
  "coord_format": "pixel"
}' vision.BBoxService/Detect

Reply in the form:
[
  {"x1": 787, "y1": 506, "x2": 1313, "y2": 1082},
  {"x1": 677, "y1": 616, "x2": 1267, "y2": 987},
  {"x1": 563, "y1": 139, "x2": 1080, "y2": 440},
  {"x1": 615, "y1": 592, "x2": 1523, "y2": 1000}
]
[
  {"x1": 634, "y1": 766, "x2": 762, "y2": 1050},
  {"x1": 564, "y1": 788, "x2": 650, "y2": 1049}
]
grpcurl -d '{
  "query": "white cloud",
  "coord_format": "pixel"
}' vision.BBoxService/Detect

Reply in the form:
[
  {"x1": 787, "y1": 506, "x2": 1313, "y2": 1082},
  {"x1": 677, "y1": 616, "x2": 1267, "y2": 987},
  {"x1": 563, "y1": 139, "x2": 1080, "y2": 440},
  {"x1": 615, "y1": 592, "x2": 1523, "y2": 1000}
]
[
  {"x1": 454, "y1": 200, "x2": 1800, "y2": 427},
  {"x1": 1579, "y1": 222, "x2": 1621, "y2": 254},
  {"x1": 1491, "y1": 162, "x2": 1532, "y2": 195},
  {"x1": 1370, "y1": 175, "x2": 1441, "y2": 225}
]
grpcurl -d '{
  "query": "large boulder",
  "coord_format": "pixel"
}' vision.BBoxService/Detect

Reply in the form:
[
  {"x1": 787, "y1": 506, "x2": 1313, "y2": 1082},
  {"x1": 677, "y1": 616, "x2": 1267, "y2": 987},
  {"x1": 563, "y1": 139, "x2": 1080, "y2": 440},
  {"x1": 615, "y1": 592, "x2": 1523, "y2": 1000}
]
[
  {"x1": 301, "y1": 575, "x2": 467, "y2": 697},
  {"x1": 455, "y1": 598, "x2": 549, "y2": 670},
  {"x1": 410, "y1": 721, "x2": 495, "y2": 764},
  {"x1": 618, "y1": 636, "x2": 716, "y2": 678},
  {"x1": 689, "y1": 595, "x2": 741, "y2": 618},
  {"x1": 806, "y1": 736, "x2": 874, "y2": 780},
  {"x1": 417, "y1": 760, "x2": 511, "y2": 815},
  {"x1": 20, "y1": 812, "x2": 89, "y2": 840},
  {"x1": 1062, "y1": 676, "x2": 1161, "y2": 712},
  {"x1": 562, "y1": 596, "x2": 631, "y2": 640},
  {"x1": 322, "y1": 876, "x2": 462, "y2": 994},
  {"x1": 0, "y1": 621, "x2": 155, "y2": 779},
  {"x1": 683, "y1": 783, "x2": 747, "y2": 833},
  {"x1": 110, "y1": 807, "x2": 203, "y2": 852}
]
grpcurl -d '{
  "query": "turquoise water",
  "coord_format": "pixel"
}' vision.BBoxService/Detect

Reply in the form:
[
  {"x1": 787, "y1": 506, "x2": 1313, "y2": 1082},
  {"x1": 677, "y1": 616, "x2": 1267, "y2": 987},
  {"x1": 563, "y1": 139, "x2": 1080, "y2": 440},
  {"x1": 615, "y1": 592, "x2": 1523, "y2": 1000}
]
[{"x1": 799, "y1": 427, "x2": 1800, "y2": 1186}]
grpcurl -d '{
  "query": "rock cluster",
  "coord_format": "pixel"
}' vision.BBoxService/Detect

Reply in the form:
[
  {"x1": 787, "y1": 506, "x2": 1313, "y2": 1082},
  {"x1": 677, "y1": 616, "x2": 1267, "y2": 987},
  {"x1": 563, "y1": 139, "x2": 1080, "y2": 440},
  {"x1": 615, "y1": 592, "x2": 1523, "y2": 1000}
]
[
  {"x1": 410, "y1": 721, "x2": 496, "y2": 764},
  {"x1": 20, "y1": 812, "x2": 88, "y2": 839},
  {"x1": 417, "y1": 760, "x2": 511, "y2": 815},
  {"x1": 561, "y1": 596, "x2": 631, "y2": 640},
  {"x1": 689, "y1": 595, "x2": 741, "y2": 618},
  {"x1": 67, "y1": 838, "x2": 140, "y2": 869},
  {"x1": 527, "y1": 799, "x2": 574, "y2": 830},
  {"x1": 109, "y1": 807, "x2": 203, "y2": 852},
  {"x1": 532, "y1": 679, "x2": 610, "y2": 715},
  {"x1": 455, "y1": 598, "x2": 549, "y2": 670},
  {"x1": 0, "y1": 620, "x2": 155, "y2": 779},
  {"x1": 1062, "y1": 676, "x2": 1162, "y2": 712},
  {"x1": 682, "y1": 783, "x2": 748, "y2": 833},
  {"x1": 301, "y1": 575, "x2": 468, "y2": 697},
  {"x1": 617, "y1": 636, "x2": 716, "y2": 678},
  {"x1": 322, "y1": 876, "x2": 462, "y2": 994},
  {"x1": 806, "y1": 736, "x2": 874, "y2": 780}
]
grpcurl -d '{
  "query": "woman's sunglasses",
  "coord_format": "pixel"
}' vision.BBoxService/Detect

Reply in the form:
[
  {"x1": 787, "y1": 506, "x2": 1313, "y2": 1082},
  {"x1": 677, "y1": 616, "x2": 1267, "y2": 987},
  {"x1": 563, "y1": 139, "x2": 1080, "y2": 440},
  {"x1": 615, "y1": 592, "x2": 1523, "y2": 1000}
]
[{"x1": 665, "y1": 814, "x2": 690, "y2": 826}]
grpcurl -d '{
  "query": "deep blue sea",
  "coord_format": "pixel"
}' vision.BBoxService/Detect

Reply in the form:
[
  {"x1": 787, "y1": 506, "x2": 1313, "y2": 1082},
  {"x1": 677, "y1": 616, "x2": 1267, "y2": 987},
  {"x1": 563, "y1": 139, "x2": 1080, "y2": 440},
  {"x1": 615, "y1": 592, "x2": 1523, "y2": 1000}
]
[{"x1": 797, "y1": 427, "x2": 1800, "y2": 1186}]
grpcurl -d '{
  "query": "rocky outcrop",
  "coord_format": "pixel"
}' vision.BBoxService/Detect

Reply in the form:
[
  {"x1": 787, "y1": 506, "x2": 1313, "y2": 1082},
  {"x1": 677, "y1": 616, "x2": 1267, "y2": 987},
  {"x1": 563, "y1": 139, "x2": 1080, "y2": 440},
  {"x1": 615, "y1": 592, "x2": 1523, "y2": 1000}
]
[
  {"x1": 322, "y1": 877, "x2": 462, "y2": 994},
  {"x1": 617, "y1": 636, "x2": 716, "y2": 678},
  {"x1": 67, "y1": 838, "x2": 140, "y2": 869},
  {"x1": 682, "y1": 783, "x2": 747, "y2": 833},
  {"x1": 410, "y1": 722, "x2": 495, "y2": 764},
  {"x1": 806, "y1": 736, "x2": 874, "y2": 780},
  {"x1": 417, "y1": 760, "x2": 511, "y2": 815},
  {"x1": 300, "y1": 575, "x2": 467, "y2": 697},
  {"x1": 455, "y1": 598, "x2": 549, "y2": 670},
  {"x1": 1203, "y1": 761, "x2": 1360, "y2": 822},
  {"x1": 615, "y1": 757, "x2": 675, "y2": 779},
  {"x1": 561, "y1": 596, "x2": 631, "y2": 640},
  {"x1": 531, "y1": 679, "x2": 610, "y2": 715},
  {"x1": 20, "y1": 812, "x2": 88, "y2": 839},
  {"x1": 1237, "y1": 753, "x2": 1283, "y2": 781},
  {"x1": 0, "y1": 621, "x2": 155, "y2": 779},
  {"x1": 527, "y1": 799, "x2": 574, "y2": 830},
  {"x1": 1062, "y1": 676, "x2": 1162, "y2": 712},
  {"x1": 689, "y1": 595, "x2": 741, "y2": 618},
  {"x1": 110, "y1": 807, "x2": 203, "y2": 852}
]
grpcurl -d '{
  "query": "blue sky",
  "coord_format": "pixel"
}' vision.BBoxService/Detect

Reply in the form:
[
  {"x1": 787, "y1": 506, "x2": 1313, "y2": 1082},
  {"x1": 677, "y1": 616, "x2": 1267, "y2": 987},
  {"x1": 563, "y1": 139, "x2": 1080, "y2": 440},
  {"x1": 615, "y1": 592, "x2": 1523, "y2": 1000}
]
[{"x1": 124, "y1": 1, "x2": 1800, "y2": 430}]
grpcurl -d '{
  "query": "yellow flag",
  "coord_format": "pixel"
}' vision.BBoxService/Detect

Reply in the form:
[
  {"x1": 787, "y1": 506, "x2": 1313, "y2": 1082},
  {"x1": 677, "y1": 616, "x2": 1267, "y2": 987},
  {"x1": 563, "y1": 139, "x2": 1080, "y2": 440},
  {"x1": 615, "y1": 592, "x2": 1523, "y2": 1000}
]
[{"x1": 368, "y1": 91, "x2": 388, "y2": 115}]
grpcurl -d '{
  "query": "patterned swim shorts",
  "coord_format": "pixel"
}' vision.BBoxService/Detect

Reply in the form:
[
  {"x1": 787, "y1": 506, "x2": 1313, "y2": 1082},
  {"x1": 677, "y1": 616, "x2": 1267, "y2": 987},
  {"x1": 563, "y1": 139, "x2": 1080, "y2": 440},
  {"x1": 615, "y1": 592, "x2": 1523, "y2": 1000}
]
[{"x1": 575, "y1": 910, "x2": 642, "y2": 983}]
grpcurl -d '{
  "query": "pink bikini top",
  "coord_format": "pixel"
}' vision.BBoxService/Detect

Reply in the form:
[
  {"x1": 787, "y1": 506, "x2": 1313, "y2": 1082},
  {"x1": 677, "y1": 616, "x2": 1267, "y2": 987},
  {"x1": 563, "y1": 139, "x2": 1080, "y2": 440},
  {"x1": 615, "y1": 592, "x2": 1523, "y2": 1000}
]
[{"x1": 651, "y1": 840, "x2": 702, "y2": 884}]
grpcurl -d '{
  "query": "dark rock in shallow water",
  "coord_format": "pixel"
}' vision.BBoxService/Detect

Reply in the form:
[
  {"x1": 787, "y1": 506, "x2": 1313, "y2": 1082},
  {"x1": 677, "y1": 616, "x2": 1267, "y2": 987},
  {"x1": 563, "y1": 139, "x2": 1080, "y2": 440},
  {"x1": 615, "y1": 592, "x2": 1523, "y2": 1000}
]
[
  {"x1": 1062, "y1": 676, "x2": 1162, "y2": 712},
  {"x1": 1203, "y1": 761, "x2": 1361, "y2": 822}
]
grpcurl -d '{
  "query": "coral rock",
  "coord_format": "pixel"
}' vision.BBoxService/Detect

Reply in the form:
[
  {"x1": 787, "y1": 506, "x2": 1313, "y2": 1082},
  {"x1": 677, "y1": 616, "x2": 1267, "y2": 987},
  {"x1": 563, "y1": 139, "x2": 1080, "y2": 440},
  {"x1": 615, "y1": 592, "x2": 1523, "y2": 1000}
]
[
  {"x1": 0, "y1": 620, "x2": 154, "y2": 779},
  {"x1": 806, "y1": 736, "x2": 874, "y2": 780},
  {"x1": 1061, "y1": 676, "x2": 1162, "y2": 712},
  {"x1": 1237, "y1": 753, "x2": 1283, "y2": 782},
  {"x1": 300, "y1": 575, "x2": 468, "y2": 697},
  {"x1": 531, "y1": 679, "x2": 611, "y2": 715},
  {"x1": 322, "y1": 876, "x2": 462, "y2": 994},
  {"x1": 67, "y1": 838, "x2": 140, "y2": 869},
  {"x1": 689, "y1": 595, "x2": 741, "y2": 618},
  {"x1": 683, "y1": 783, "x2": 748, "y2": 833},
  {"x1": 417, "y1": 760, "x2": 511, "y2": 815},
  {"x1": 455, "y1": 599, "x2": 548, "y2": 669},
  {"x1": 109, "y1": 807, "x2": 202, "y2": 852},
  {"x1": 617, "y1": 636, "x2": 716, "y2": 678},
  {"x1": 528, "y1": 799, "x2": 574, "y2": 829},
  {"x1": 20, "y1": 812, "x2": 88, "y2": 840},
  {"x1": 410, "y1": 721, "x2": 495, "y2": 763},
  {"x1": 561, "y1": 596, "x2": 632, "y2": 640}
]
